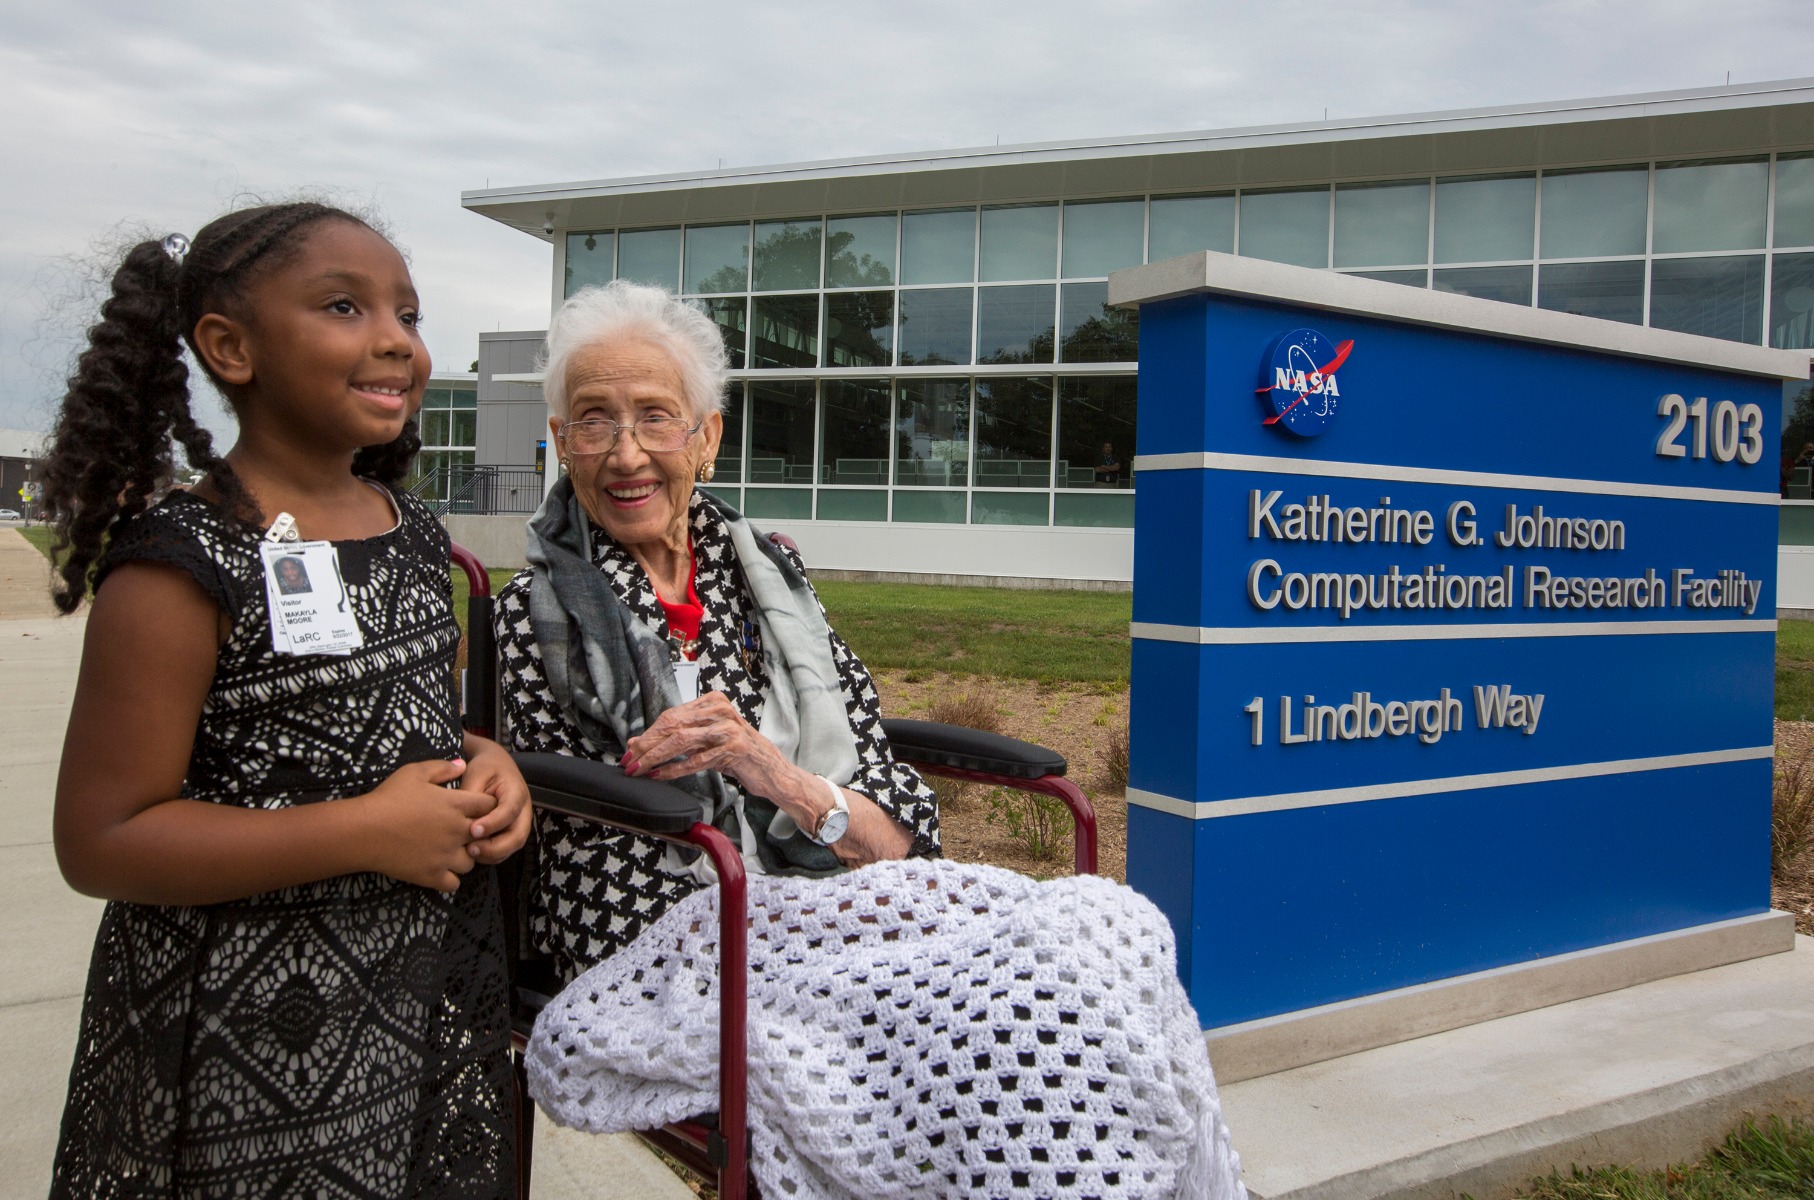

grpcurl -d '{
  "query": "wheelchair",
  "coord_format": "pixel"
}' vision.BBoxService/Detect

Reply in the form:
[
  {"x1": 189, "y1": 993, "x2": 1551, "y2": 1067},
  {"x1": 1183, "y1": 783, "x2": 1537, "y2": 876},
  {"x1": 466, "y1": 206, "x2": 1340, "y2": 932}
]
[{"x1": 451, "y1": 542, "x2": 1098, "y2": 1200}]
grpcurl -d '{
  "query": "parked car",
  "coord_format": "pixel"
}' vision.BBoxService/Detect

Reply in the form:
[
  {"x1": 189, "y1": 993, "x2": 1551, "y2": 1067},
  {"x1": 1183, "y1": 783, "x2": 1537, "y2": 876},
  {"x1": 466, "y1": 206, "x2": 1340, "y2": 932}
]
[{"x1": 0, "y1": 509, "x2": 20, "y2": 520}]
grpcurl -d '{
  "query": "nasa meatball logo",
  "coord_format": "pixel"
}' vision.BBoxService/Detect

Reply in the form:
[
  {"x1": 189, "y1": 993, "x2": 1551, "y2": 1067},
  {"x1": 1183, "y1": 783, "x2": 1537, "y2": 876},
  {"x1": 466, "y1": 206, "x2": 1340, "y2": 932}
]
[{"x1": 1256, "y1": 328, "x2": 1354, "y2": 437}]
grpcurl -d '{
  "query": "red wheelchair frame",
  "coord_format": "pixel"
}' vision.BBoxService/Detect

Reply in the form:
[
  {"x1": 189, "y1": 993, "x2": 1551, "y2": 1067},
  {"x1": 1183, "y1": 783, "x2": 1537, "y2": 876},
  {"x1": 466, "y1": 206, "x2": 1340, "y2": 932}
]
[{"x1": 451, "y1": 542, "x2": 1097, "y2": 1200}]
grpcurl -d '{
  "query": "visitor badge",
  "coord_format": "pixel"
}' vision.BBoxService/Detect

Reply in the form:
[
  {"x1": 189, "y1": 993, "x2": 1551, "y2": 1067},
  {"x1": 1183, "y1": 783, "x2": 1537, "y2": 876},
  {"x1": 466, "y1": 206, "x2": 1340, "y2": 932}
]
[
  {"x1": 260, "y1": 539, "x2": 363, "y2": 657},
  {"x1": 673, "y1": 659, "x2": 702, "y2": 701}
]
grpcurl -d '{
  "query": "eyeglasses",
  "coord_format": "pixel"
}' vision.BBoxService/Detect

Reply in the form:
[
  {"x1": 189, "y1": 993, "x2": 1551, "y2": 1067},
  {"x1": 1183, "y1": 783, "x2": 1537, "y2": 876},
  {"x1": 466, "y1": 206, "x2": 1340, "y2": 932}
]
[{"x1": 558, "y1": 415, "x2": 703, "y2": 455}]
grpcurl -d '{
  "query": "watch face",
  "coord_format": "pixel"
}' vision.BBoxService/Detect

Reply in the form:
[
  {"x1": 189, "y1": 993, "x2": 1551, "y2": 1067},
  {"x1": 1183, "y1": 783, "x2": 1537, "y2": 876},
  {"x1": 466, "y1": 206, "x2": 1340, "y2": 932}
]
[{"x1": 816, "y1": 808, "x2": 850, "y2": 846}]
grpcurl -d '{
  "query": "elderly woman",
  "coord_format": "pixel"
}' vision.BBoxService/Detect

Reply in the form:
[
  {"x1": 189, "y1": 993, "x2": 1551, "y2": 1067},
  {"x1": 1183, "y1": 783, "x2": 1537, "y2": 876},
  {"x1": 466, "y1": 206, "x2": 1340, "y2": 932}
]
[{"x1": 495, "y1": 279, "x2": 939, "y2": 980}]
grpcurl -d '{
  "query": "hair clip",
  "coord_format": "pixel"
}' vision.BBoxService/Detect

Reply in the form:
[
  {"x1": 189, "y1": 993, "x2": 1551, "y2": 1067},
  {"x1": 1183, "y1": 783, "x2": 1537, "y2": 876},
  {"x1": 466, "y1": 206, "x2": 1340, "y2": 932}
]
[{"x1": 161, "y1": 233, "x2": 191, "y2": 266}]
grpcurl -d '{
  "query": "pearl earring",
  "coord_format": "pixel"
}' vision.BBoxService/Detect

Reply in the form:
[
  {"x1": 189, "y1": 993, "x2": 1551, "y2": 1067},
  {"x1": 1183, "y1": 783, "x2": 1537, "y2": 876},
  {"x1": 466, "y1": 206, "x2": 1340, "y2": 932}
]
[{"x1": 697, "y1": 462, "x2": 716, "y2": 483}]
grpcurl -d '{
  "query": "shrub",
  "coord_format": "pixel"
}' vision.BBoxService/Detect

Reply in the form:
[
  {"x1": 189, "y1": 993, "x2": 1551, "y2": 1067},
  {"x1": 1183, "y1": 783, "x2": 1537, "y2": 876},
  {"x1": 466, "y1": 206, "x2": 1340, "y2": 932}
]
[
  {"x1": 1103, "y1": 722, "x2": 1129, "y2": 793},
  {"x1": 1775, "y1": 755, "x2": 1814, "y2": 880},
  {"x1": 985, "y1": 788, "x2": 1069, "y2": 862}
]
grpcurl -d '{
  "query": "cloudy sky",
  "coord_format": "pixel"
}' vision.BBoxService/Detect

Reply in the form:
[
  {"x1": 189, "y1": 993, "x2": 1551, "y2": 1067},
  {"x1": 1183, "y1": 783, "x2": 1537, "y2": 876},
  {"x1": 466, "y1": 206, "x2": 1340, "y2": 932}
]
[{"x1": 2, "y1": 0, "x2": 1810, "y2": 438}]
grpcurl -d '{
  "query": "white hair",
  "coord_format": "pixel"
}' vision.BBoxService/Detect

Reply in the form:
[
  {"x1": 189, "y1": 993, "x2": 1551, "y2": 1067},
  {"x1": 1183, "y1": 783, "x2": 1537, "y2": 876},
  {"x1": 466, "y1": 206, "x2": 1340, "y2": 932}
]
[{"x1": 540, "y1": 280, "x2": 730, "y2": 420}]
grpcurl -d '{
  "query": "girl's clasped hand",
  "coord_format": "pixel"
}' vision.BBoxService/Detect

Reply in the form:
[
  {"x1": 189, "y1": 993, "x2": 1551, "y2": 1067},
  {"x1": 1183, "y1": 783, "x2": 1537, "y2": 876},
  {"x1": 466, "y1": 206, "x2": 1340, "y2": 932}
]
[{"x1": 41, "y1": 201, "x2": 528, "y2": 1196}]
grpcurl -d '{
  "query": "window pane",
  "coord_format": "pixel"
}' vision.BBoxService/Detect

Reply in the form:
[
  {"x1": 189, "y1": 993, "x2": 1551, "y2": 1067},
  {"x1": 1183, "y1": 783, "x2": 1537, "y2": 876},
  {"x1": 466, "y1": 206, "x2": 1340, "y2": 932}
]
[
  {"x1": 1058, "y1": 376, "x2": 1136, "y2": 490},
  {"x1": 824, "y1": 291, "x2": 894, "y2": 368},
  {"x1": 1774, "y1": 154, "x2": 1814, "y2": 248},
  {"x1": 450, "y1": 410, "x2": 476, "y2": 447},
  {"x1": 972, "y1": 491, "x2": 1048, "y2": 525},
  {"x1": 1653, "y1": 159, "x2": 1767, "y2": 254},
  {"x1": 748, "y1": 381, "x2": 815, "y2": 484},
  {"x1": 974, "y1": 376, "x2": 1052, "y2": 488},
  {"x1": 744, "y1": 488, "x2": 813, "y2": 520},
  {"x1": 753, "y1": 219, "x2": 822, "y2": 291},
  {"x1": 714, "y1": 387, "x2": 744, "y2": 484},
  {"x1": 700, "y1": 297, "x2": 747, "y2": 369},
  {"x1": 1239, "y1": 188, "x2": 1330, "y2": 268},
  {"x1": 684, "y1": 223, "x2": 749, "y2": 294},
  {"x1": 702, "y1": 484, "x2": 742, "y2": 510},
  {"x1": 1148, "y1": 194, "x2": 1235, "y2": 261},
  {"x1": 751, "y1": 294, "x2": 819, "y2": 368},
  {"x1": 1648, "y1": 255, "x2": 1764, "y2": 343},
  {"x1": 901, "y1": 209, "x2": 976, "y2": 284},
  {"x1": 1537, "y1": 260, "x2": 1644, "y2": 324},
  {"x1": 1062, "y1": 199, "x2": 1144, "y2": 277},
  {"x1": 421, "y1": 387, "x2": 452, "y2": 409},
  {"x1": 897, "y1": 288, "x2": 973, "y2": 366},
  {"x1": 422, "y1": 410, "x2": 451, "y2": 446},
  {"x1": 821, "y1": 380, "x2": 891, "y2": 485},
  {"x1": 1434, "y1": 175, "x2": 1534, "y2": 263},
  {"x1": 1771, "y1": 252, "x2": 1814, "y2": 349},
  {"x1": 1539, "y1": 168, "x2": 1647, "y2": 259},
  {"x1": 1433, "y1": 265, "x2": 1533, "y2": 306},
  {"x1": 1055, "y1": 491, "x2": 1135, "y2": 527},
  {"x1": 565, "y1": 231, "x2": 614, "y2": 296},
  {"x1": 980, "y1": 205, "x2": 1058, "y2": 281},
  {"x1": 895, "y1": 378, "x2": 969, "y2": 487},
  {"x1": 1059, "y1": 282, "x2": 1138, "y2": 363},
  {"x1": 617, "y1": 228, "x2": 681, "y2": 291},
  {"x1": 1346, "y1": 269, "x2": 1426, "y2": 287},
  {"x1": 826, "y1": 214, "x2": 897, "y2": 287},
  {"x1": 1334, "y1": 181, "x2": 1429, "y2": 268},
  {"x1": 976, "y1": 285, "x2": 1056, "y2": 364},
  {"x1": 452, "y1": 387, "x2": 477, "y2": 410},
  {"x1": 892, "y1": 490, "x2": 966, "y2": 523},
  {"x1": 817, "y1": 490, "x2": 887, "y2": 521}
]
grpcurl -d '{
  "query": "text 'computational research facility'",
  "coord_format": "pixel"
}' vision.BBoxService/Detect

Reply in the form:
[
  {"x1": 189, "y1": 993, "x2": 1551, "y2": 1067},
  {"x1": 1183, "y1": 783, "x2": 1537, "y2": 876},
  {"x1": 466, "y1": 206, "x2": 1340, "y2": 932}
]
[{"x1": 459, "y1": 78, "x2": 1814, "y2": 585}]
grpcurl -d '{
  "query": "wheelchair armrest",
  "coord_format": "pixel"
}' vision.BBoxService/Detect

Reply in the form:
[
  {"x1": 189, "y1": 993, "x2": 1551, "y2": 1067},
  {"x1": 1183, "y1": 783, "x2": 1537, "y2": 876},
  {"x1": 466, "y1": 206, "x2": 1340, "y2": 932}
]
[
  {"x1": 512, "y1": 751, "x2": 702, "y2": 836},
  {"x1": 880, "y1": 718, "x2": 1068, "y2": 780}
]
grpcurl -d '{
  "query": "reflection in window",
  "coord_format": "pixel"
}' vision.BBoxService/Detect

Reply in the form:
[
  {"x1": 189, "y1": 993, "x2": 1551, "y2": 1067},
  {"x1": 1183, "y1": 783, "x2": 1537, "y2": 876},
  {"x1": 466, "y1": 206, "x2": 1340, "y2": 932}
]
[
  {"x1": 1334, "y1": 181, "x2": 1429, "y2": 268},
  {"x1": 1774, "y1": 154, "x2": 1814, "y2": 248},
  {"x1": 685, "y1": 224, "x2": 750, "y2": 294},
  {"x1": 977, "y1": 285, "x2": 1056, "y2": 364},
  {"x1": 751, "y1": 295, "x2": 818, "y2": 368},
  {"x1": 817, "y1": 490, "x2": 887, "y2": 521},
  {"x1": 1062, "y1": 200, "x2": 1144, "y2": 277},
  {"x1": 980, "y1": 205, "x2": 1059, "y2": 281},
  {"x1": 745, "y1": 488, "x2": 813, "y2": 520},
  {"x1": 898, "y1": 288, "x2": 973, "y2": 366},
  {"x1": 901, "y1": 209, "x2": 976, "y2": 284},
  {"x1": 1239, "y1": 188, "x2": 1330, "y2": 268},
  {"x1": 565, "y1": 231, "x2": 614, "y2": 297},
  {"x1": 973, "y1": 377, "x2": 1052, "y2": 488},
  {"x1": 1433, "y1": 265, "x2": 1533, "y2": 306},
  {"x1": 1058, "y1": 376, "x2": 1136, "y2": 491},
  {"x1": 893, "y1": 490, "x2": 967, "y2": 523},
  {"x1": 1771, "y1": 253, "x2": 1814, "y2": 349},
  {"x1": 1059, "y1": 283, "x2": 1138, "y2": 363},
  {"x1": 821, "y1": 381, "x2": 891, "y2": 486},
  {"x1": 1433, "y1": 175, "x2": 1534, "y2": 264},
  {"x1": 825, "y1": 214, "x2": 897, "y2": 287},
  {"x1": 616, "y1": 228, "x2": 682, "y2": 291},
  {"x1": 1148, "y1": 194, "x2": 1235, "y2": 262},
  {"x1": 1055, "y1": 492, "x2": 1134, "y2": 528},
  {"x1": 1539, "y1": 168, "x2": 1647, "y2": 259},
  {"x1": 714, "y1": 387, "x2": 745, "y2": 484},
  {"x1": 895, "y1": 379, "x2": 970, "y2": 488},
  {"x1": 972, "y1": 491, "x2": 1048, "y2": 525},
  {"x1": 753, "y1": 219, "x2": 822, "y2": 291},
  {"x1": 824, "y1": 292, "x2": 894, "y2": 368},
  {"x1": 1653, "y1": 159, "x2": 1767, "y2": 254},
  {"x1": 1538, "y1": 260, "x2": 1645, "y2": 324},
  {"x1": 748, "y1": 381, "x2": 815, "y2": 485},
  {"x1": 700, "y1": 297, "x2": 747, "y2": 368},
  {"x1": 1649, "y1": 256, "x2": 1764, "y2": 343}
]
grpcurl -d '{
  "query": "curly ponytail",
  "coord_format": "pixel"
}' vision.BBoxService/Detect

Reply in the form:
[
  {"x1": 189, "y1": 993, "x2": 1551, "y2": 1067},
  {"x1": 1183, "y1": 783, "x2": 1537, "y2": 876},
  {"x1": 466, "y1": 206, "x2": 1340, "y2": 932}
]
[{"x1": 40, "y1": 202, "x2": 419, "y2": 613}]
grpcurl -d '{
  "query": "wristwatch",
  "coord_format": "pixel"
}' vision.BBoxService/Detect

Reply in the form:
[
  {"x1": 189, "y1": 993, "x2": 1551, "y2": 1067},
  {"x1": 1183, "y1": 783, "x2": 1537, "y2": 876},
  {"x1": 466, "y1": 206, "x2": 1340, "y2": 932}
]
[{"x1": 808, "y1": 776, "x2": 850, "y2": 846}]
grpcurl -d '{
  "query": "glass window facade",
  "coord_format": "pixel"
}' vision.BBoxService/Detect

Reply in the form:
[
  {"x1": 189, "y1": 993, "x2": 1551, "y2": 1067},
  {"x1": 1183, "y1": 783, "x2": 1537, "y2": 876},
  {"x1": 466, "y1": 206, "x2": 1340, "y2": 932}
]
[
  {"x1": 559, "y1": 149, "x2": 1814, "y2": 527},
  {"x1": 406, "y1": 381, "x2": 478, "y2": 503}
]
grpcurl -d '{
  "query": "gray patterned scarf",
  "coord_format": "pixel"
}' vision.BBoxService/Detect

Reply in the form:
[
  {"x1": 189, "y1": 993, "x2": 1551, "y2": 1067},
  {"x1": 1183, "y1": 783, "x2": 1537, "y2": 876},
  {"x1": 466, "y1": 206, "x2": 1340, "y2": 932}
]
[{"x1": 524, "y1": 477, "x2": 856, "y2": 878}]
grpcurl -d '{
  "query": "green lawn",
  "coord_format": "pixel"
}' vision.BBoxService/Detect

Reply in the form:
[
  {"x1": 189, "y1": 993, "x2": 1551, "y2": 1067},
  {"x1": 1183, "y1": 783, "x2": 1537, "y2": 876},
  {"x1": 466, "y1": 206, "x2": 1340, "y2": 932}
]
[
  {"x1": 1776, "y1": 618, "x2": 1814, "y2": 721},
  {"x1": 1494, "y1": 1116, "x2": 1814, "y2": 1199}
]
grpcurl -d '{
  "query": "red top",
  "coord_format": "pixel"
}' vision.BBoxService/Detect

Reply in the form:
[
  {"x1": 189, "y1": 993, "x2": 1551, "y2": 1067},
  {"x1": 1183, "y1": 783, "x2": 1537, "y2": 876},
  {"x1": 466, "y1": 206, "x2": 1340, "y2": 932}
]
[{"x1": 658, "y1": 548, "x2": 703, "y2": 659}]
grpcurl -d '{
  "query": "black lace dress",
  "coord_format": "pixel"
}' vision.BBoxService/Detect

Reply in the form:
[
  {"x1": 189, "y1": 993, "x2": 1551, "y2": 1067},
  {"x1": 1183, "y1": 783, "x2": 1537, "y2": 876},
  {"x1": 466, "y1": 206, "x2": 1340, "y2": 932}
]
[
  {"x1": 494, "y1": 494, "x2": 940, "y2": 980},
  {"x1": 51, "y1": 487, "x2": 513, "y2": 1200}
]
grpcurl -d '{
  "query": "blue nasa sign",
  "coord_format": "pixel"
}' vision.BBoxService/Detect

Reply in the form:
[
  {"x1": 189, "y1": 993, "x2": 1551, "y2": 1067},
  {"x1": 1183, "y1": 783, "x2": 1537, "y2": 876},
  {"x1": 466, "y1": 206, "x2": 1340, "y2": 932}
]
[{"x1": 1111, "y1": 254, "x2": 1805, "y2": 1031}]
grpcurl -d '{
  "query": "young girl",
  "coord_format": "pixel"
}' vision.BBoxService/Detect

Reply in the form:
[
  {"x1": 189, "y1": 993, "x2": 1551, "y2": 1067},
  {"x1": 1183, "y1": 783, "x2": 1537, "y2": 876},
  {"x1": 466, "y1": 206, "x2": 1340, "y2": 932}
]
[{"x1": 42, "y1": 202, "x2": 533, "y2": 1198}]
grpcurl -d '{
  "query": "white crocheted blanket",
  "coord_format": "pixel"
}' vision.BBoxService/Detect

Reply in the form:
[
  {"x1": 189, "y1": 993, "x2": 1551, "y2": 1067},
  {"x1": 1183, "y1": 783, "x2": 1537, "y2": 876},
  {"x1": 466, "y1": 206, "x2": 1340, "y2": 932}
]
[{"x1": 527, "y1": 859, "x2": 1246, "y2": 1200}]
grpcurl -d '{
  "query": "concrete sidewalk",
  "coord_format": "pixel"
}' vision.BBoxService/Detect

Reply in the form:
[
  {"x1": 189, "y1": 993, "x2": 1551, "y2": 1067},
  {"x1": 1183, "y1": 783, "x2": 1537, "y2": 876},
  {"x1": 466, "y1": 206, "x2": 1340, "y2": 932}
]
[{"x1": 0, "y1": 528, "x2": 688, "y2": 1199}]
